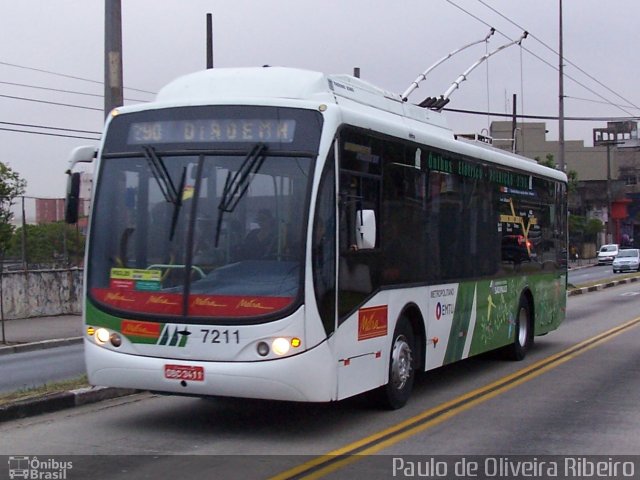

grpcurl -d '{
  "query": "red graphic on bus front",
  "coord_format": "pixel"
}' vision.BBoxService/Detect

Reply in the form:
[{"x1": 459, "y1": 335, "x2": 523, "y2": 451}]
[{"x1": 92, "y1": 288, "x2": 293, "y2": 317}]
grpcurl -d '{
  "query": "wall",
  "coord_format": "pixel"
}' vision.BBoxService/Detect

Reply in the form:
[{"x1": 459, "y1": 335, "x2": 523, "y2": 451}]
[{"x1": 1, "y1": 268, "x2": 82, "y2": 319}]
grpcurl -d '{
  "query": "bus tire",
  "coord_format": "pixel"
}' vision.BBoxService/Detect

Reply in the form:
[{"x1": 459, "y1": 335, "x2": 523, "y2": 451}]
[
  {"x1": 505, "y1": 295, "x2": 533, "y2": 361},
  {"x1": 377, "y1": 318, "x2": 415, "y2": 410}
]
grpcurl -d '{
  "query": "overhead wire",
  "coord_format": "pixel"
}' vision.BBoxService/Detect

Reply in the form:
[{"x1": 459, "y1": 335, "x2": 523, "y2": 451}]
[
  {"x1": 444, "y1": 0, "x2": 638, "y2": 117},
  {"x1": 0, "y1": 80, "x2": 149, "y2": 103},
  {"x1": 0, "y1": 121, "x2": 101, "y2": 141},
  {"x1": 0, "y1": 63, "x2": 152, "y2": 138},
  {"x1": 0, "y1": 60, "x2": 156, "y2": 95},
  {"x1": 0, "y1": 93, "x2": 102, "y2": 112},
  {"x1": 0, "y1": 127, "x2": 100, "y2": 141},
  {"x1": 443, "y1": 106, "x2": 639, "y2": 122},
  {"x1": 0, "y1": 121, "x2": 100, "y2": 135},
  {"x1": 475, "y1": 0, "x2": 640, "y2": 111}
]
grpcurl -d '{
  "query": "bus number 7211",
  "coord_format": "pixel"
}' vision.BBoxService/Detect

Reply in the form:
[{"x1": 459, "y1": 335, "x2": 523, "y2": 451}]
[{"x1": 201, "y1": 329, "x2": 240, "y2": 344}]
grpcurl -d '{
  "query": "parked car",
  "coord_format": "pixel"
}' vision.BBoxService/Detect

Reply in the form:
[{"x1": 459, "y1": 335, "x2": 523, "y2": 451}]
[
  {"x1": 597, "y1": 244, "x2": 619, "y2": 265},
  {"x1": 612, "y1": 248, "x2": 640, "y2": 273}
]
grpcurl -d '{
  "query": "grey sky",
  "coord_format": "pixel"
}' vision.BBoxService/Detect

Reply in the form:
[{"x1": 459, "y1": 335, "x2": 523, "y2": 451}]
[{"x1": 1, "y1": 0, "x2": 639, "y2": 198}]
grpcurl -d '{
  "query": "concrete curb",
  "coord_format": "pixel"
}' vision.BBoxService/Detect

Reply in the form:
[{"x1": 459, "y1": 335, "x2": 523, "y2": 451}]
[
  {"x1": 568, "y1": 275, "x2": 640, "y2": 296},
  {"x1": 0, "y1": 386, "x2": 139, "y2": 423},
  {"x1": 0, "y1": 337, "x2": 83, "y2": 357}
]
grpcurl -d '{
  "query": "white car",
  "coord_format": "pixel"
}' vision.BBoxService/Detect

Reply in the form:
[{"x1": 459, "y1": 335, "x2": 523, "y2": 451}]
[
  {"x1": 597, "y1": 244, "x2": 619, "y2": 265},
  {"x1": 612, "y1": 249, "x2": 640, "y2": 273}
]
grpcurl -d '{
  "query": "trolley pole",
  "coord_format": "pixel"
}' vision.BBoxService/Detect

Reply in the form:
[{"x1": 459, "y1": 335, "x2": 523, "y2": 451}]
[{"x1": 105, "y1": 0, "x2": 124, "y2": 117}]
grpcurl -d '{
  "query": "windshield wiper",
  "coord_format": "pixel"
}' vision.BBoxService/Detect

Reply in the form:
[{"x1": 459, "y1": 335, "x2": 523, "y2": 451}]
[
  {"x1": 142, "y1": 145, "x2": 186, "y2": 241},
  {"x1": 143, "y1": 145, "x2": 180, "y2": 204},
  {"x1": 215, "y1": 143, "x2": 267, "y2": 247}
]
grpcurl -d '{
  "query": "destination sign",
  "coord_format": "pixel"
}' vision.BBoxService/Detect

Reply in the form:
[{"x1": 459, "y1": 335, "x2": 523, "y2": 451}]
[{"x1": 127, "y1": 119, "x2": 296, "y2": 144}]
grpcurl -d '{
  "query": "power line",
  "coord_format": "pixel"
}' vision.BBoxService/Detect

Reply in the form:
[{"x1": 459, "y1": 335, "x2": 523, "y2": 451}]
[
  {"x1": 0, "y1": 80, "x2": 149, "y2": 103},
  {"x1": 443, "y1": 0, "x2": 637, "y2": 117},
  {"x1": 443, "y1": 106, "x2": 639, "y2": 122},
  {"x1": 564, "y1": 95, "x2": 640, "y2": 111},
  {"x1": 475, "y1": 0, "x2": 640, "y2": 111},
  {"x1": 0, "y1": 60, "x2": 156, "y2": 95},
  {"x1": 0, "y1": 121, "x2": 100, "y2": 135},
  {"x1": 0, "y1": 93, "x2": 102, "y2": 112},
  {"x1": 0, "y1": 127, "x2": 100, "y2": 141}
]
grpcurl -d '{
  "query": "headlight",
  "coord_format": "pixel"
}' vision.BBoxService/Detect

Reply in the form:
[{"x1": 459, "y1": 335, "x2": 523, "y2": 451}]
[
  {"x1": 272, "y1": 338, "x2": 291, "y2": 356},
  {"x1": 95, "y1": 328, "x2": 110, "y2": 344},
  {"x1": 270, "y1": 337, "x2": 302, "y2": 356}
]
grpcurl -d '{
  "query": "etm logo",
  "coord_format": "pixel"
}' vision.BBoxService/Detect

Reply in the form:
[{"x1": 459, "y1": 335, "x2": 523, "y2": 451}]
[{"x1": 435, "y1": 302, "x2": 454, "y2": 320}]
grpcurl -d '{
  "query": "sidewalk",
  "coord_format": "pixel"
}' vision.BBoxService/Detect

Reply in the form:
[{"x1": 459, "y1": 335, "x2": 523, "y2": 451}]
[
  {"x1": 0, "y1": 314, "x2": 137, "y2": 423},
  {"x1": 0, "y1": 314, "x2": 83, "y2": 355}
]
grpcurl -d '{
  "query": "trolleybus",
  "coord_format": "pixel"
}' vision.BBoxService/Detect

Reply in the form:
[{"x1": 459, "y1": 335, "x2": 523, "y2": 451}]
[{"x1": 66, "y1": 67, "x2": 567, "y2": 409}]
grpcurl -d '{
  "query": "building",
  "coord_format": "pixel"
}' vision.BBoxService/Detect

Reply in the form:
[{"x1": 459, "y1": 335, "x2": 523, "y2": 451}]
[
  {"x1": 35, "y1": 198, "x2": 65, "y2": 224},
  {"x1": 34, "y1": 172, "x2": 92, "y2": 227}
]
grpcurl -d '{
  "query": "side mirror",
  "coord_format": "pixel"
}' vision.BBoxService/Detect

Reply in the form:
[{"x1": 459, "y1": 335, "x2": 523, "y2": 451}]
[
  {"x1": 65, "y1": 172, "x2": 81, "y2": 224},
  {"x1": 355, "y1": 209, "x2": 376, "y2": 250},
  {"x1": 64, "y1": 145, "x2": 96, "y2": 224}
]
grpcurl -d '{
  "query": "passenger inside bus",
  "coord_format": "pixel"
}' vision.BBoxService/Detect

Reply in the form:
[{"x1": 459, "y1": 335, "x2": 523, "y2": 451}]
[{"x1": 237, "y1": 209, "x2": 277, "y2": 259}]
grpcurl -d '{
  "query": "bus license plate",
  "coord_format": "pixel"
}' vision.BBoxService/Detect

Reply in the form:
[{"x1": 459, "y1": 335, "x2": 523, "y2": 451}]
[{"x1": 164, "y1": 364, "x2": 205, "y2": 382}]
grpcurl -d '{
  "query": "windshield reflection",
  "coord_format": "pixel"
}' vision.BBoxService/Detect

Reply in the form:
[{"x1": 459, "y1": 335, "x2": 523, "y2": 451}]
[{"x1": 88, "y1": 153, "x2": 312, "y2": 320}]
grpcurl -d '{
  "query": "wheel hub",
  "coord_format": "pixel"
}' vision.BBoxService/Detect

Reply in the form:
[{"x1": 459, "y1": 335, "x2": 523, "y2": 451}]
[{"x1": 391, "y1": 335, "x2": 413, "y2": 390}]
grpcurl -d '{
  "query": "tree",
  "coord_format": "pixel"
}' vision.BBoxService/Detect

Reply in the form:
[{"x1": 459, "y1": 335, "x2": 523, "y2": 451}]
[
  {"x1": 0, "y1": 162, "x2": 27, "y2": 253},
  {"x1": 7, "y1": 222, "x2": 85, "y2": 266},
  {"x1": 535, "y1": 153, "x2": 578, "y2": 193},
  {"x1": 0, "y1": 162, "x2": 26, "y2": 343},
  {"x1": 536, "y1": 153, "x2": 556, "y2": 169}
]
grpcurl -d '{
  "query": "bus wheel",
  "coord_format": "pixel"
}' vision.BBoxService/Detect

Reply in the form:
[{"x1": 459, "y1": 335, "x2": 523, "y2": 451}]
[
  {"x1": 377, "y1": 318, "x2": 415, "y2": 410},
  {"x1": 506, "y1": 295, "x2": 533, "y2": 361}
]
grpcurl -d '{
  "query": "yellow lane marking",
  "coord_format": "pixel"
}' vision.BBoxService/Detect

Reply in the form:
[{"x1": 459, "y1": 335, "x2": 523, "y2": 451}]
[{"x1": 270, "y1": 316, "x2": 640, "y2": 480}]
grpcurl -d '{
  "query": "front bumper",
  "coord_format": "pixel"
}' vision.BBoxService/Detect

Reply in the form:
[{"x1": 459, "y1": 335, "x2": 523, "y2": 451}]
[{"x1": 85, "y1": 339, "x2": 337, "y2": 402}]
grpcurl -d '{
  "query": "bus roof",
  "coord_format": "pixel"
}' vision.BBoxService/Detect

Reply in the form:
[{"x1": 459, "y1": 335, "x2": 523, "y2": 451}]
[{"x1": 122, "y1": 67, "x2": 566, "y2": 183}]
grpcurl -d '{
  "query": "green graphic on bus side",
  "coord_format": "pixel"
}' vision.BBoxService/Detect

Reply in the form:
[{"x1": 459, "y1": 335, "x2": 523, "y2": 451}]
[
  {"x1": 86, "y1": 300, "x2": 122, "y2": 331},
  {"x1": 444, "y1": 282, "x2": 476, "y2": 364},
  {"x1": 437, "y1": 272, "x2": 565, "y2": 362},
  {"x1": 468, "y1": 272, "x2": 565, "y2": 357}
]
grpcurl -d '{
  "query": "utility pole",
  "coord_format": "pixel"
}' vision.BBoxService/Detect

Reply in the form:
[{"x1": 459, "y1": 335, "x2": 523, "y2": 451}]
[
  {"x1": 558, "y1": 0, "x2": 566, "y2": 172},
  {"x1": 511, "y1": 93, "x2": 518, "y2": 154},
  {"x1": 594, "y1": 127, "x2": 622, "y2": 244},
  {"x1": 105, "y1": 0, "x2": 123, "y2": 117},
  {"x1": 206, "y1": 13, "x2": 214, "y2": 69}
]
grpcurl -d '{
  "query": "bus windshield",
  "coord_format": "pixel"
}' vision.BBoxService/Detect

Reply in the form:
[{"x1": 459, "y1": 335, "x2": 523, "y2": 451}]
[{"x1": 88, "y1": 107, "x2": 321, "y2": 323}]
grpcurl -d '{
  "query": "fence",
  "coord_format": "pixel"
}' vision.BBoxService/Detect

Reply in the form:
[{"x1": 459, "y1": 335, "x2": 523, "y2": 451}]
[
  {"x1": 6, "y1": 196, "x2": 86, "y2": 270},
  {"x1": 0, "y1": 196, "x2": 85, "y2": 320}
]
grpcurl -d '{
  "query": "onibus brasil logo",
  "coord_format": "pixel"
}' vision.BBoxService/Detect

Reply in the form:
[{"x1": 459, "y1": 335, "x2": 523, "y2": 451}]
[{"x1": 8, "y1": 456, "x2": 72, "y2": 479}]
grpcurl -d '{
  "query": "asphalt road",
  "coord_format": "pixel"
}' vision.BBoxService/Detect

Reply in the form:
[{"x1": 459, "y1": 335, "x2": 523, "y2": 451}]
[
  {"x1": 0, "y1": 344, "x2": 85, "y2": 394},
  {"x1": 1, "y1": 280, "x2": 639, "y2": 479},
  {"x1": 568, "y1": 262, "x2": 634, "y2": 287}
]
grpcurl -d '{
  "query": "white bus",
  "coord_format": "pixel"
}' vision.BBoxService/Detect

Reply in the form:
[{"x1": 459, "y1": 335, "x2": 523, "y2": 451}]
[{"x1": 67, "y1": 67, "x2": 567, "y2": 409}]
